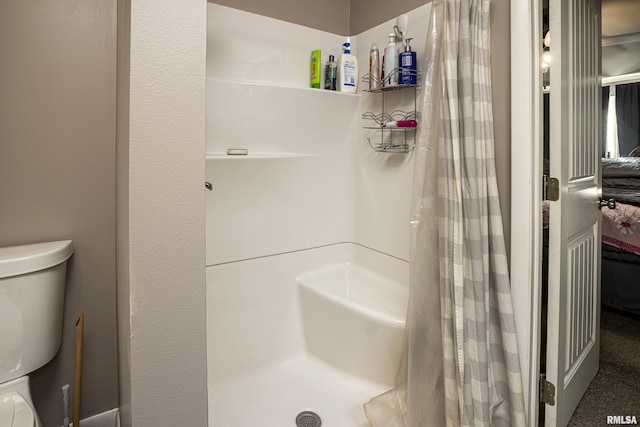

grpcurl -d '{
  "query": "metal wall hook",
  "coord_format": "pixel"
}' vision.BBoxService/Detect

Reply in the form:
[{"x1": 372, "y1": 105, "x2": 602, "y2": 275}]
[{"x1": 205, "y1": 182, "x2": 213, "y2": 191}]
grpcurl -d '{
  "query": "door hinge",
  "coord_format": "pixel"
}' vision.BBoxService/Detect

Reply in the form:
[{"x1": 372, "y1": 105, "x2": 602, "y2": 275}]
[
  {"x1": 543, "y1": 175, "x2": 560, "y2": 201},
  {"x1": 539, "y1": 374, "x2": 556, "y2": 406}
]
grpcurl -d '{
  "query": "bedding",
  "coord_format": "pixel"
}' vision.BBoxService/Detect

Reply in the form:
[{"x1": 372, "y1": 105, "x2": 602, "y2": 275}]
[
  {"x1": 602, "y1": 183, "x2": 640, "y2": 206},
  {"x1": 601, "y1": 158, "x2": 640, "y2": 315},
  {"x1": 602, "y1": 157, "x2": 640, "y2": 206},
  {"x1": 602, "y1": 157, "x2": 640, "y2": 178},
  {"x1": 539, "y1": 157, "x2": 640, "y2": 315},
  {"x1": 601, "y1": 202, "x2": 640, "y2": 256},
  {"x1": 601, "y1": 159, "x2": 640, "y2": 315},
  {"x1": 602, "y1": 157, "x2": 640, "y2": 205},
  {"x1": 601, "y1": 244, "x2": 640, "y2": 315},
  {"x1": 542, "y1": 201, "x2": 640, "y2": 256},
  {"x1": 542, "y1": 199, "x2": 640, "y2": 316}
]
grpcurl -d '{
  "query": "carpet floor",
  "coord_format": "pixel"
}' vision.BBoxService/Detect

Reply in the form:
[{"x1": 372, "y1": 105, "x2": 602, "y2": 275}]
[{"x1": 568, "y1": 308, "x2": 640, "y2": 426}]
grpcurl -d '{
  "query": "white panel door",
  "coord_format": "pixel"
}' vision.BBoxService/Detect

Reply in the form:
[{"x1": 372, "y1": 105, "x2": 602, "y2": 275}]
[{"x1": 546, "y1": 0, "x2": 602, "y2": 426}]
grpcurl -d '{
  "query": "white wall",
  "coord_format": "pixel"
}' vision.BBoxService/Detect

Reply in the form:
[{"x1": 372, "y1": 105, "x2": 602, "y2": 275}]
[
  {"x1": 207, "y1": 4, "x2": 348, "y2": 87},
  {"x1": 205, "y1": 6, "x2": 430, "y2": 419},
  {"x1": 355, "y1": 5, "x2": 430, "y2": 260},
  {"x1": 206, "y1": 4, "x2": 358, "y2": 263},
  {"x1": 117, "y1": 0, "x2": 208, "y2": 425},
  {"x1": 206, "y1": 3, "x2": 430, "y2": 264},
  {"x1": 205, "y1": 83, "x2": 357, "y2": 264}
]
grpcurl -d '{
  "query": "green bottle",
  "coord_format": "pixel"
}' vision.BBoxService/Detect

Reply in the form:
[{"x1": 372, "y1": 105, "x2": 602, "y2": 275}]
[{"x1": 310, "y1": 50, "x2": 321, "y2": 89}]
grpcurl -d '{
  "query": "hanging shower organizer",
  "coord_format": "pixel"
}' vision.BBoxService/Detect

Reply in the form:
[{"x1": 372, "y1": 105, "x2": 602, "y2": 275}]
[{"x1": 362, "y1": 68, "x2": 420, "y2": 153}]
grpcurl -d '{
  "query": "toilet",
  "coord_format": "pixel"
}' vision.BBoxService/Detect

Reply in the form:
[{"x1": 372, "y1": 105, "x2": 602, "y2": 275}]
[{"x1": 0, "y1": 240, "x2": 73, "y2": 427}]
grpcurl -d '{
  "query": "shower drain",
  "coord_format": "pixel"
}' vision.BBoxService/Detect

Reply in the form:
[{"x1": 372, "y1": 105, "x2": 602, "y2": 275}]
[{"x1": 295, "y1": 410, "x2": 322, "y2": 427}]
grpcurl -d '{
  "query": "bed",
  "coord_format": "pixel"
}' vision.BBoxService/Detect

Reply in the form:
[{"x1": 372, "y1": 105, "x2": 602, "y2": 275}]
[
  {"x1": 541, "y1": 158, "x2": 640, "y2": 316},
  {"x1": 600, "y1": 157, "x2": 640, "y2": 315}
]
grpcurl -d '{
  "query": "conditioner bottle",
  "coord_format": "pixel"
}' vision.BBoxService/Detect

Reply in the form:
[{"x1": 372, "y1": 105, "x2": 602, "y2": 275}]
[
  {"x1": 383, "y1": 33, "x2": 399, "y2": 87},
  {"x1": 325, "y1": 55, "x2": 337, "y2": 90}
]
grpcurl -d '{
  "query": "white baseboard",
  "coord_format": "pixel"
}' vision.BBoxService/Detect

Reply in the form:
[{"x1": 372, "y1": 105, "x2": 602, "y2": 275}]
[{"x1": 60, "y1": 408, "x2": 120, "y2": 427}]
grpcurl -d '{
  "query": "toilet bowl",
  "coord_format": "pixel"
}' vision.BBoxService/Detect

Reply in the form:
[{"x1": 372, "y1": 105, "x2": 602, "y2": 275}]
[
  {"x1": 0, "y1": 240, "x2": 73, "y2": 427},
  {"x1": 0, "y1": 378, "x2": 37, "y2": 427}
]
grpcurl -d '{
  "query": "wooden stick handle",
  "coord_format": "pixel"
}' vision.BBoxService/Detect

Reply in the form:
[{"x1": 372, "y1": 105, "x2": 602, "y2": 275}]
[{"x1": 73, "y1": 313, "x2": 84, "y2": 427}]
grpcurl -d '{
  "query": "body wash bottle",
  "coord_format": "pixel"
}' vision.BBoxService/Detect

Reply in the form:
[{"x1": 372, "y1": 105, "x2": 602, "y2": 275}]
[
  {"x1": 338, "y1": 38, "x2": 358, "y2": 93},
  {"x1": 399, "y1": 38, "x2": 417, "y2": 85},
  {"x1": 383, "y1": 33, "x2": 399, "y2": 87}
]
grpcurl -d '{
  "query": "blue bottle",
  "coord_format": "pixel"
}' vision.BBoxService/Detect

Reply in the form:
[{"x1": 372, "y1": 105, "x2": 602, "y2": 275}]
[{"x1": 399, "y1": 38, "x2": 417, "y2": 85}]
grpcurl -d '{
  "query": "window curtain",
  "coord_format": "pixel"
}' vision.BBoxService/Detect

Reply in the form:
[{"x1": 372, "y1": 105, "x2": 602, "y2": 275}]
[
  {"x1": 363, "y1": 0, "x2": 526, "y2": 425},
  {"x1": 602, "y1": 85, "x2": 609, "y2": 157},
  {"x1": 615, "y1": 82, "x2": 640, "y2": 156}
]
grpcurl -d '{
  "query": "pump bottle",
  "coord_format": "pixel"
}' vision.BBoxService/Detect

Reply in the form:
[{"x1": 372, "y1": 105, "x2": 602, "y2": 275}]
[
  {"x1": 338, "y1": 38, "x2": 358, "y2": 93},
  {"x1": 399, "y1": 38, "x2": 417, "y2": 85}
]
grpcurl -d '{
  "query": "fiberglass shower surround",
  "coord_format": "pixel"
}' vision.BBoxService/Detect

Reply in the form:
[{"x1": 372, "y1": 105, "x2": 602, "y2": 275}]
[
  {"x1": 205, "y1": 2, "x2": 522, "y2": 427},
  {"x1": 205, "y1": 4, "x2": 426, "y2": 426}
]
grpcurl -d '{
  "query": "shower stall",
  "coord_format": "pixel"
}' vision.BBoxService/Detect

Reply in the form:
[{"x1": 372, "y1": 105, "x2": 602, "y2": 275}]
[{"x1": 205, "y1": 4, "x2": 430, "y2": 426}]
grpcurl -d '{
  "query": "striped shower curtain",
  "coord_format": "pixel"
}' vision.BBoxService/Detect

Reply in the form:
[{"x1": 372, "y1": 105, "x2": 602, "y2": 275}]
[{"x1": 364, "y1": 0, "x2": 526, "y2": 425}]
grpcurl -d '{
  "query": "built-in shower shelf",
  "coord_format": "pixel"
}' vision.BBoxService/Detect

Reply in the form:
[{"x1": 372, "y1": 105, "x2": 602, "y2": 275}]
[{"x1": 205, "y1": 152, "x2": 313, "y2": 159}]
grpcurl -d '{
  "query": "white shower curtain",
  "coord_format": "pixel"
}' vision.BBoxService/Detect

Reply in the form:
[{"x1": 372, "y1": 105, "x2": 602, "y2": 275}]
[{"x1": 364, "y1": 0, "x2": 526, "y2": 426}]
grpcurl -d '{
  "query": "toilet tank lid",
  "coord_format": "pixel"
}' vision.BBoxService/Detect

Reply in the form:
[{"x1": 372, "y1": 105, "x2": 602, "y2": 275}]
[{"x1": 0, "y1": 240, "x2": 73, "y2": 279}]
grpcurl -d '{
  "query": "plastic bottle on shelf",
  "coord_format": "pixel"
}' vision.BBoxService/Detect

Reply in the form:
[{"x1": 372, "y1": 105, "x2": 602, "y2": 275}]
[
  {"x1": 399, "y1": 38, "x2": 417, "y2": 85},
  {"x1": 383, "y1": 33, "x2": 399, "y2": 87},
  {"x1": 384, "y1": 120, "x2": 417, "y2": 128},
  {"x1": 369, "y1": 43, "x2": 381, "y2": 90},
  {"x1": 338, "y1": 38, "x2": 358, "y2": 93},
  {"x1": 310, "y1": 50, "x2": 321, "y2": 88},
  {"x1": 325, "y1": 55, "x2": 337, "y2": 90}
]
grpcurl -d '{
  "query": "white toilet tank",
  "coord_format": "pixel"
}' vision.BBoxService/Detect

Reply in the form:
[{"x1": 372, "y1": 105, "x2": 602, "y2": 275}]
[{"x1": 0, "y1": 240, "x2": 73, "y2": 384}]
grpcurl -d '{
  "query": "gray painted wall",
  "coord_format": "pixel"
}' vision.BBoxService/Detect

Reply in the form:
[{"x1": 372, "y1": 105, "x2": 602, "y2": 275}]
[
  {"x1": 210, "y1": 0, "x2": 350, "y2": 35},
  {"x1": 0, "y1": 1, "x2": 119, "y2": 425},
  {"x1": 490, "y1": 0, "x2": 511, "y2": 251},
  {"x1": 350, "y1": 0, "x2": 433, "y2": 34},
  {"x1": 116, "y1": 0, "x2": 132, "y2": 423}
]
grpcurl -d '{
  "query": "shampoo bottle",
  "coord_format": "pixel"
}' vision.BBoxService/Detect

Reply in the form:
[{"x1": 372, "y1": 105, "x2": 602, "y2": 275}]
[
  {"x1": 325, "y1": 54, "x2": 337, "y2": 90},
  {"x1": 338, "y1": 38, "x2": 358, "y2": 93},
  {"x1": 399, "y1": 37, "x2": 417, "y2": 85},
  {"x1": 383, "y1": 33, "x2": 399, "y2": 87},
  {"x1": 310, "y1": 50, "x2": 321, "y2": 88}
]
